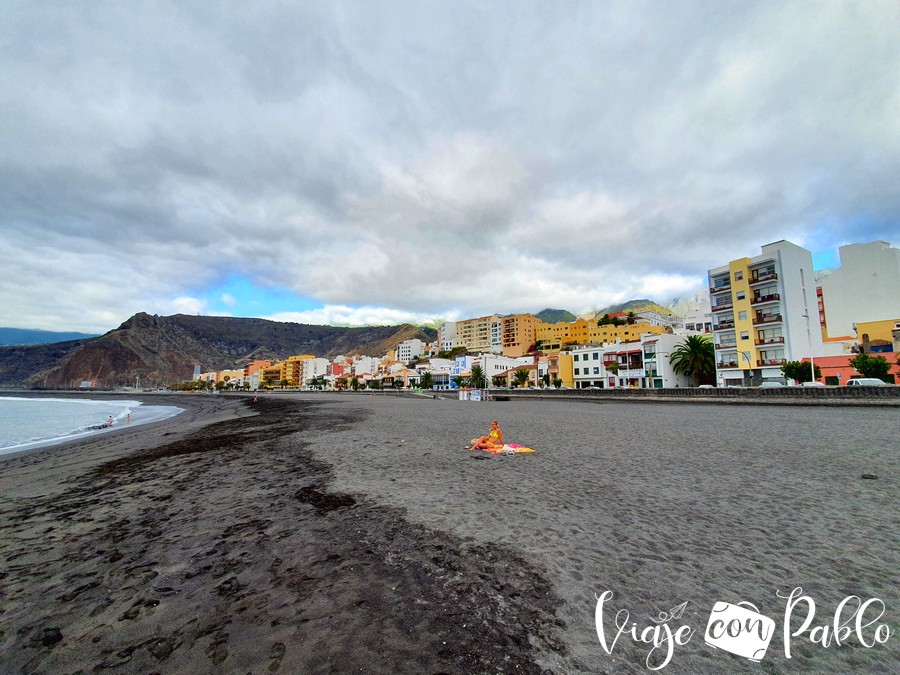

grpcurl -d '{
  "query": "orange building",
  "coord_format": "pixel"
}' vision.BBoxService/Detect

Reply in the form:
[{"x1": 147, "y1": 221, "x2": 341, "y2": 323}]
[{"x1": 501, "y1": 314, "x2": 542, "y2": 357}]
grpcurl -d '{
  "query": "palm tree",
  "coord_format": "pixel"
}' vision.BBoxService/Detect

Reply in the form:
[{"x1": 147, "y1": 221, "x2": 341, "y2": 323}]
[
  {"x1": 469, "y1": 365, "x2": 487, "y2": 389},
  {"x1": 669, "y1": 335, "x2": 715, "y2": 387},
  {"x1": 513, "y1": 368, "x2": 531, "y2": 388},
  {"x1": 625, "y1": 311, "x2": 636, "y2": 325},
  {"x1": 419, "y1": 371, "x2": 434, "y2": 389}
]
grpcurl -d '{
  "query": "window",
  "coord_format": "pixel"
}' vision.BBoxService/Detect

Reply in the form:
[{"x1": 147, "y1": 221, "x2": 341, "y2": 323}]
[
  {"x1": 593, "y1": 367, "x2": 600, "y2": 374},
  {"x1": 736, "y1": 291, "x2": 745, "y2": 300},
  {"x1": 735, "y1": 271, "x2": 744, "y2": 281},
  {"x1": 573, "y1": 354, "x2": 579, "y2": 361},
  {"x1": 738, "y1": 311, "x2": 747, "y2": 321},
  {"x1": 574, "y1": 368, "x2": 580, "y2": 375},
  {"x1": 593, "y1": 353, "x2": 599, "y2": 360},
  {"x1": 740, "y1": 331, "x2": 749, "y2": 340}
]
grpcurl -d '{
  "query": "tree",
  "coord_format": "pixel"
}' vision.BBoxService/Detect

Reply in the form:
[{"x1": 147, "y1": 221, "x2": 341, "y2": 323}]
[
  {"x1": 669, "y1": 335, "x2": 715, "y2": 387},
  {"x1": 279, "y1": 379, "x2": 290, "y2": 389},
  {"x1": 625, "y1": 311, "x2": 636, "y2": 325},
  {"x1": 541, "y1": 373, "x2": 550, "y2": 387},
  {"x1": 451, "y1": 375, "x2": 465, "y2": 388},
  {"x1": 512, "y1": 368, "x2": 531, "y2": 388},
  {"x1": 605, "y1": 361, "x2": 619, "y2": 374},
  {"x1": 552, "y1": 377, "x2": 563, "y2": 389},
  {"x1": 598, "y1": 313, "x2": 613, "y2": 326},
  {"x1": 469, "y1": 365, "x2": 487, "y2": 389},
  {"x1": 392, "y1": 378, "x2": 404, "y2": 389},
  {"x1": 849, "y1": 354, "x2": 892, "y2": 380},
  {"x1": 351, "y1": 376, "x2": 360, "y2": 391},
  {"x1": 419, "y1": 371, "x2": 434, "y2": 389},
  {"x1": 781, "y1": 361, "x2": 821, "y2": 384}
]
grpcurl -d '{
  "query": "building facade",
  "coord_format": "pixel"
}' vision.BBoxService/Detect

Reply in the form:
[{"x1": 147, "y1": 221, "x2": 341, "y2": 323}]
[
  {"x1": 708, "y1": 240, "x2": 823, "y2": 386},
  {"x1": 818, "y1": 241, "x2": 900, "y2": 340}
]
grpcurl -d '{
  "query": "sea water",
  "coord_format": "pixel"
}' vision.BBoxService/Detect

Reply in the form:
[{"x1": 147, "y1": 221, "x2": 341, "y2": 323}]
[{"x1": 0, "y1": 397, "x2": 182, "y2": 455}]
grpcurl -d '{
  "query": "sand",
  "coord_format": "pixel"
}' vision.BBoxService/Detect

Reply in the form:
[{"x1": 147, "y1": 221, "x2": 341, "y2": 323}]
[{"x1": 0, "y1": 392, "x2": 896, "y2": 673}]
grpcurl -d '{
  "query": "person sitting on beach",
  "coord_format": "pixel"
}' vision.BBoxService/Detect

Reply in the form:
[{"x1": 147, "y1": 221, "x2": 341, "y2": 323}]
[{"x1": 466, "y1": 420, "x2": 503, "y2": 450}]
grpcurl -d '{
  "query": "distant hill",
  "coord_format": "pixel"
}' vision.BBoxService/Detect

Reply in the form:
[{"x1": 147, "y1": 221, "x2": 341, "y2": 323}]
[
  {"x1": 0, "y1": 313, "x2": 436, "y2": 389},
  {"x1": 534, "y1": 308, "x2": 578, "y2": 323},
  {"x1": 0, "y1": 327, "x2": 100, "y2": 346}
]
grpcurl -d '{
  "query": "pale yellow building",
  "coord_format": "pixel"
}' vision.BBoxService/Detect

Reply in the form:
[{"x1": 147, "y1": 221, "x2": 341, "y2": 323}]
[{"x1": 455, "y1": 314, "x2": 500, "y2": 353}]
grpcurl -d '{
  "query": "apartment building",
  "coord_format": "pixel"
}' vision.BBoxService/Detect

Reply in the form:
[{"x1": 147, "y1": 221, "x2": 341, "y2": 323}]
[
  {"x1": 818, "y1": 241, "x2": 900, "y2": 339},
  {"x1": 454, "y1": 314, "x2": 500, "y2": 353},
  {"x1": 708, "y1": 240, "x2": 823, "y2": 386},
  {"x1": 436, "y1": 321, "x2": 456, "y2": 351},
  {"x1": 396, "y1": 338, "x2": 426, "y2": 362},
  {"x1": 500, "y1": 313, "x2": 543, "y2": 357}
]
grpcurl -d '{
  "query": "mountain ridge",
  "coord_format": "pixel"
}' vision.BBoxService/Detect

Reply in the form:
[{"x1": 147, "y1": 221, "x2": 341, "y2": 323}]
[{"x1": 0, "y1": 313, "x2": 435, "y2": 389}]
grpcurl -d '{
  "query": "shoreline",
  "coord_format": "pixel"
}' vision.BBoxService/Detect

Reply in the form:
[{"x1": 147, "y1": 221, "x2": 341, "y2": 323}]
[
  {"x1": 1, "y1": 394, "x2": 896, "y2": 673},
  {"x1": 0, "y1": 394, "x2": 186, "y2": 456}
]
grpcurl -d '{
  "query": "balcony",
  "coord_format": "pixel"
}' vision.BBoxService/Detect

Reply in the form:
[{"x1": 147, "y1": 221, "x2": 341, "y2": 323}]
[
  {"x1": 757, "y1": 358, "x2": 786, "y2": 367},
  {"x1": 753, "y1": 314, "x2": 783, "y2": 325},
  {"x1": 754, "y1": 336, "x2": 785, "y2": 346},
  {"x1": 715, "y1": 342, "x2": 737, "y2": 351},
  {"x1": 711, "y1": 302, "x2": 733, "y2": 312},
  {"x1": 750, "y1": 293, "x2": 781, "y2": 305},
  {"x1": 714, "y1": 321, "x2": 735, "y2": 331},
  {"x1": 749, "y1": 272, "x2": 778, "y2": 285},
  {"x1": 710, "y1": 283, "x2": 731, "y2": 294},
  {"x1": 717, "y1": 361, "x2": 739, "y2": 369}
]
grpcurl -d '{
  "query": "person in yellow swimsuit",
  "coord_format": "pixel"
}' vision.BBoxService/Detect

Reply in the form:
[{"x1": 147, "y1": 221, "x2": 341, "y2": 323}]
[{"x1": 467, "y1": 420, "x2": 503, "y2": 450}]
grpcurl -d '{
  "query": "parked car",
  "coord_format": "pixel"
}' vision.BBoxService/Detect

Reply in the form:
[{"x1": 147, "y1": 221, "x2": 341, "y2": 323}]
[
  {"x1": 800, "y1": 381, "x2": 826, "y2": 387},
  {"x1": 760, "y1": 381, "x2": 784, "y2": 388},
  {"x1": 845, "y1": 378, "x2": 889, "y2": 386}
]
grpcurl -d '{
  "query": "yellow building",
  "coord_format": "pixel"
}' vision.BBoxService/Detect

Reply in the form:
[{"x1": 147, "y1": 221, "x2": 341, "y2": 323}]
[
  {"x1": 536, "y1": 319, "x2": 668, "y2": 352},
  {"x1": 261, "y1": 354, "x2": 315, "y2": 387},
  {"x1": 853, "y1": 318, "x2": 900, "y2": 345},
  {"x1": 455, "y1": 314, "x2": 499, "y2": 353},
  {"x1": 501, "y1": 314, "x2": 542, "y2": 357},
  {"x1": 535, "y1": 319, "x2": 593, "y2": 351}
]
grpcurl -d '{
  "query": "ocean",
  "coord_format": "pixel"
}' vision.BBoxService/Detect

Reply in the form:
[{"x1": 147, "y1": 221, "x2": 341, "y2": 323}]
[{"x1": 0, "y1": 397, "x2": 182, "y2": 455}]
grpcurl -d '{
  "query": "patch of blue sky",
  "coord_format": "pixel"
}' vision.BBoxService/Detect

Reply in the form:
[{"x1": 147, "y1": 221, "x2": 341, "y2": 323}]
[{"x1": 202, "y1": 276, "x2": 321, "y2": 317}]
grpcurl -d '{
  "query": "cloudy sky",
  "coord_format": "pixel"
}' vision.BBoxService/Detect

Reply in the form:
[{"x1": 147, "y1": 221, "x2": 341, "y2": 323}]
[{"x1": 2, "y1": 1, "x2": 898, "y2": 333}]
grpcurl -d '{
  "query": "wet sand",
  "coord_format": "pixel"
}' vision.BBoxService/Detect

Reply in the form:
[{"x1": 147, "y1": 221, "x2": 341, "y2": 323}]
[{"x1": 0, "y1": 393, "x2": 896, "y2": 673}]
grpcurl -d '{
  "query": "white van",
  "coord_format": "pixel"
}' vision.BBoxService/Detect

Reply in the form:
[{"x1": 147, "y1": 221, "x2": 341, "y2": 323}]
[{"x1": 845, "y1": 378, "x2": 888, "y2": 386}]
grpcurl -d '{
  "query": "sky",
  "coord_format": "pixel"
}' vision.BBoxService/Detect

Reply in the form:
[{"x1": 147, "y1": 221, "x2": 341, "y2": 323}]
[{"x1": 2, "y1": 1, "x2": 898, "y2": 333}]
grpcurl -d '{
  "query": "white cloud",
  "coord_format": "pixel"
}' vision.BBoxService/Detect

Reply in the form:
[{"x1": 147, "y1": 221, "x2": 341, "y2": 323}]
[{"x1": 1, "y1": 1, "x2": 898, "y2": 331}]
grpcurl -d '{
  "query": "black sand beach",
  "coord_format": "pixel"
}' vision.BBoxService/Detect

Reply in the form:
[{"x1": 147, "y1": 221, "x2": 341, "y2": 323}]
[{"x1": 1, "y1": 393, "x2": 897, "y2": 673}]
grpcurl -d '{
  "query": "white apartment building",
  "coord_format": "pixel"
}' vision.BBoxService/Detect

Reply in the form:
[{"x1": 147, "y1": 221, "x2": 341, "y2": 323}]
[
  {"x1": 437, "y1": 322, "x2": 456, "y2": 351},
  {"x1": 301, "y1": 358, "x2": 329, "y2": 385},
  {"x1": 819, "y1": 241, "x2": 900, "y2": 339},
  {"x1": 472, "y1": 354, "x2": 530, "y2": 385},
  {"x1": 396, "y1": 338, "x2": 426, "y2": 362},
  {"x1": 708, "y1": 240, "x2": 823, "y2": 386},
  {"x1": 571, "y1": 334, "x2": 695, "y2": 389},
  {"x1": 676, "y1": 298, "x2": 712, "y2": 335},
  {"x1": 353, "y1": 356, "x2": 381, "y2": 377},
  {"x1": 635, "y1": 310, "x2": 677, "y2": 328}
]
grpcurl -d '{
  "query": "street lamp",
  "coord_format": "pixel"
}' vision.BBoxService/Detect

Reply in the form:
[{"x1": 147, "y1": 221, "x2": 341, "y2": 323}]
[{"x1": 802, "y1": 311, "x2": 816, "y2": 384}]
